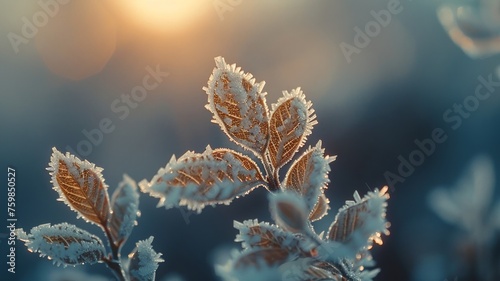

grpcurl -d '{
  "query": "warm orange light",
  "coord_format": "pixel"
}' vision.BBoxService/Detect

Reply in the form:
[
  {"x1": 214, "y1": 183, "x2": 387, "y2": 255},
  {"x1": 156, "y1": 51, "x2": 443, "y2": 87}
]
[{"x1": 117, "y1": 0, "x2": 205, "y2": 31}]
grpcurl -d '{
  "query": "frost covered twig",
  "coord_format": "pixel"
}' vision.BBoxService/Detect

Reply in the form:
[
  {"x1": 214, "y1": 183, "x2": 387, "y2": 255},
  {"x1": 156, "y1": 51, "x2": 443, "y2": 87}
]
[
  {"x1": 140, "y1": 56, "x2": 391, "y2": 280},
  {"x1": 140, "y1": 57, "x2": 328, "y2": 213},
  {"x1": 216, "y1": 188, "x2": 390, "y2": 281},
  {"x1": 16, "y1": 148, "x2": 163, "y2": 281}
]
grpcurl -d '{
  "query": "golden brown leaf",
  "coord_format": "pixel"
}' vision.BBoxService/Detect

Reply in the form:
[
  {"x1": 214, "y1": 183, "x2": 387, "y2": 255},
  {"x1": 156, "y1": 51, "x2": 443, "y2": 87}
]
[
  {"x1": 268, "y1": 88, "x2": 317, "y2": 170},
  {"x1": 234, "y1": 220, "x2": 314, "y2": 256},
  {"x1": 244, "y1": 224, "x2": 287, "y2": 249},
  {"x1": 283, "y1": 141, "x2": 335, "y2": 216},
  {"x1": 204, "y1": 56, "x2": 270, "y2": 156},
  {"x1": 327, "y1": 187, "x2": 390, "y2": 246},
  {"x1": 308, "y1": 193, "x2": 330, "y2": 222},
  {"x1": 140, "y1": 146, "x2": 266, "y2": 212},
  {"x1": 327, "y1": 202, "x2": 365, "y2": 243},
  {"x1": 48, "y1": 148, "x2": 111, "y2": 228}
]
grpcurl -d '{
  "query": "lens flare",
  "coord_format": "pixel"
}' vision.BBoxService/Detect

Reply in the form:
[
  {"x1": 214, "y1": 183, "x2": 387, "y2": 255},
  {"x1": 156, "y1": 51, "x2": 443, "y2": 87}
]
[{"x1": 115, "y1": 0, "x2": 205, "y2": 31}]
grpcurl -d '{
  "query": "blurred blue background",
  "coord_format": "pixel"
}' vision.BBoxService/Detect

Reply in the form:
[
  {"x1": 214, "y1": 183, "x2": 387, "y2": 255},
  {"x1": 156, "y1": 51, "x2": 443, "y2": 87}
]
[{"x1": 1, "y1": 0, "x2": 500, "y2": 280}]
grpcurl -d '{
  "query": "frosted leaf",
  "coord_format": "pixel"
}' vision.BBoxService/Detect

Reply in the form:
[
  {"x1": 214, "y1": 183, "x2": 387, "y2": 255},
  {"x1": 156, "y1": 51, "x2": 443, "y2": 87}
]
[
  {"x1": 109, "y1": 174, "x2": 140, "y2": 246},
  {"x1": 428, "y1": 155, "x2": 495, "y2": 231},
  {"x1": 234, "y1": 219, "x2": 315, "y2": 255},
  {"x1": 268, "y1": 88, "x2": 317, "y2": 170},
  {"x1": 16, "y1": 223, "x2": 105, "y2": 266},
  {"x1": 204, "y1": 56, "x2": 270, "y2": 156},
  {"x1": 309, "y1": 193, "x2": 330, "y2": 222},
  {"x1": 47, "y1": 147, "x2": 111, "y2": 228},
  {"x1": 140, "y1": 146, "x2": 266, "y2": 213},
  {"x1": 327, "y1": 187, "x2": 390, "y2": 255},
  {"x1": 438, "y1": 1, "x2": 500, "y2": 58},
  {"x1": 269, "y1": 191, "x2": 311, "y2": 234},
  {"x1": 283, "y1": 141, "x2": 335, "y2": 219},
  {"x1": 128, "y1": 236, "x2": 164, "y2": 281}
]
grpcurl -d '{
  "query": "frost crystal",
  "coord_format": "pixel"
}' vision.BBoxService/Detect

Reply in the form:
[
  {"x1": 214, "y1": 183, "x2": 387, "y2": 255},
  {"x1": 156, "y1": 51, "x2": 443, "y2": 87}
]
[
  {"x1": 129, "y1": 237, "x2": 164, "y2": 281},
  {"x1": 16, "y1": 223, "x2": 105, "y2": 267}
]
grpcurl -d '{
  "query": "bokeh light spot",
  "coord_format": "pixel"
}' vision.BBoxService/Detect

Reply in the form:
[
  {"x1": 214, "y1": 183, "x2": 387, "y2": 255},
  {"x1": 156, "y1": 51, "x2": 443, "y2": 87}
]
[
  {"x1": 112, "y1": 0, "x2": 206, "y2": 32},
  {"x1": 35, "y1": 0, "x2": 116, "y2": 80}
]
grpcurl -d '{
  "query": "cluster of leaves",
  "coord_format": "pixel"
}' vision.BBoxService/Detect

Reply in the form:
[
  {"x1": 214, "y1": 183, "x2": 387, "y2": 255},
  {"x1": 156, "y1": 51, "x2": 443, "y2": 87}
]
[
  {"x1": 140, "y1": 56, "x2": 327, "y2": 213},
  {"x1": 17, "y1": 56, "x2": 391, "y2": 281},
  {"x1": 428, "y1": 156, "x2": 500, "y2": 280},
  {"x1": 218, "y1": 187, "x2": 390, "y2": 281},
  {"x1": 140, "y1": 57, "x2": 391, "y2": 280},
  {"x1": 17, "y1": 148, "x2": 163, "y2": 281}
]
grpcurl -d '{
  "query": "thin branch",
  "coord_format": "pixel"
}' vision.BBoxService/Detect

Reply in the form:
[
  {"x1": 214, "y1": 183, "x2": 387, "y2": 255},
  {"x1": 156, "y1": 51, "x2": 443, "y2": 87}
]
[
  {"x1": 261, "y1": 152, "x2": 280, "y2": 191},
  {"x1": 102, "y1": 256, "x2": 127, "y2": 281},
  {"x1": 103, "y1": 224, "x2": 128, "y2": 281}
]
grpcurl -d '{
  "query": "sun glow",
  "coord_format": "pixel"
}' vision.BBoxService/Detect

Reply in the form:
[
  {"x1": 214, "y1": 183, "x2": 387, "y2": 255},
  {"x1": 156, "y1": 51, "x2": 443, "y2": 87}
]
[{"x1": 116, "y1": 0, "x2": 205, "y2": 31}]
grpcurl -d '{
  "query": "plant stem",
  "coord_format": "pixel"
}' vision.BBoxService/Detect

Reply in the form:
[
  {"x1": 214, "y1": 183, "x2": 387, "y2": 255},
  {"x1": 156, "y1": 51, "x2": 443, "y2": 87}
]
[
  {"x1": 261, "y1": 153, "x2": 280, "y2": 191},
  {"x1": 103, "y1": 225, "x2": 128, "y2": 281},
  {"x1": 103, "y1": 257, "x2": 127, "y2": 281},
  {"x1": 104, "y1": 226, "x2": 120, "y2": 259}
]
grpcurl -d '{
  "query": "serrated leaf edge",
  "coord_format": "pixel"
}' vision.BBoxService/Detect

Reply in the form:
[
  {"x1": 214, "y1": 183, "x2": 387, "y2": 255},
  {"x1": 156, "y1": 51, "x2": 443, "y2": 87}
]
[{"x1": 47, "y1": 147, "x2": 111, "y2": 228}]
